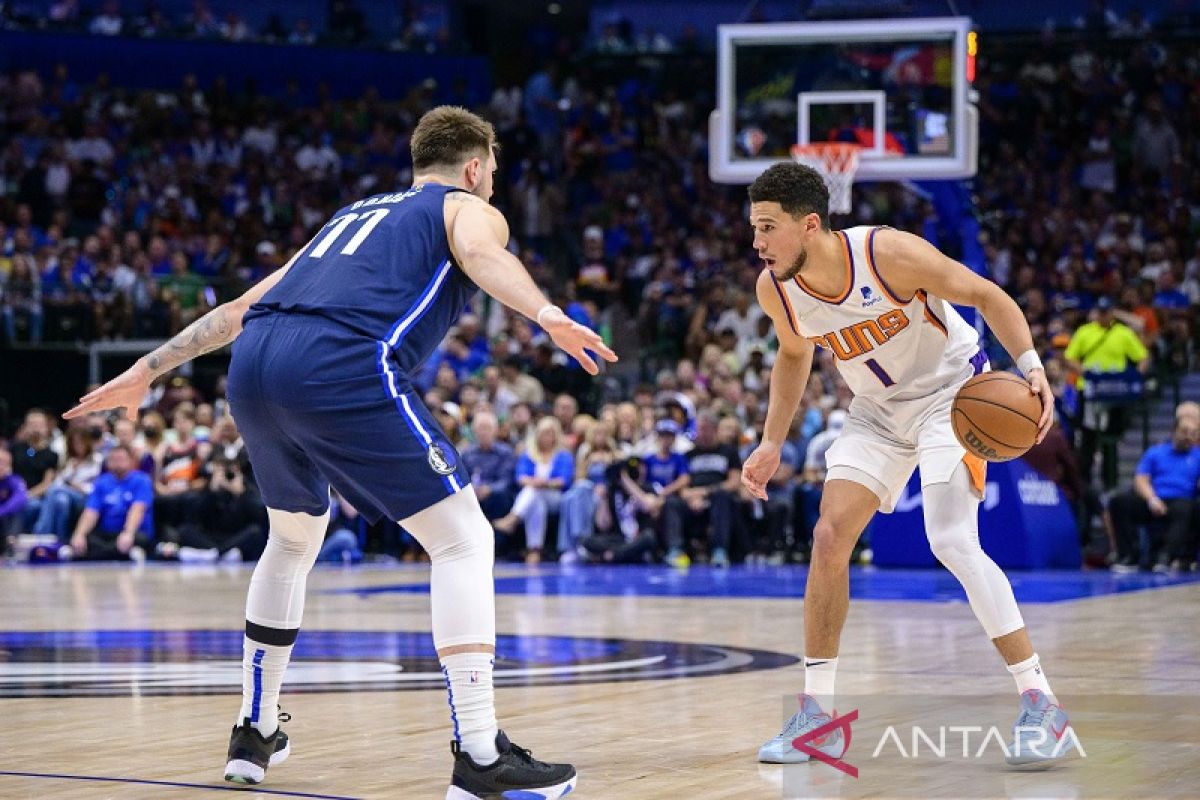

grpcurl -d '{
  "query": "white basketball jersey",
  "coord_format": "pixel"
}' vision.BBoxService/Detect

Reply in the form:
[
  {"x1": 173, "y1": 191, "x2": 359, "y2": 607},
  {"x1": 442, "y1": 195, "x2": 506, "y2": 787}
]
[{"x1": 770, "y1": 226, "x2": 979, "y2": 402}]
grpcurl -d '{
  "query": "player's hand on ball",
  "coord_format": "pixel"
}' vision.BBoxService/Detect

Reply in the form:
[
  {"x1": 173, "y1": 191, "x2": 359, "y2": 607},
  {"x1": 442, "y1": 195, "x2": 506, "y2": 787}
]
[
  {"x1": 1026, "y1": 368, "x2": 1054, "y2": 445},
  {"x1": 539, "y1": 306, "x2": 618, "y2": 375},
  {"x1": 741, "y1": 442, "x2": 780, "y2": 501}
]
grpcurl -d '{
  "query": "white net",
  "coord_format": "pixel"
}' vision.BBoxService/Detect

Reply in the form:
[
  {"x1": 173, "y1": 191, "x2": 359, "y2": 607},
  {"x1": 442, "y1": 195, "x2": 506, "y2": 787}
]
[{"x1": 790, "y1": 143, "x2": 861, "y2": 215}]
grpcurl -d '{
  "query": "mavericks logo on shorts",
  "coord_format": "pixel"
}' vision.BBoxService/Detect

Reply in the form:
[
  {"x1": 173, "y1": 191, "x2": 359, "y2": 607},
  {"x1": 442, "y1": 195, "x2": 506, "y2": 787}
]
[{"x1": 427, "y1": 441, "x2": 457, "y2": 475}]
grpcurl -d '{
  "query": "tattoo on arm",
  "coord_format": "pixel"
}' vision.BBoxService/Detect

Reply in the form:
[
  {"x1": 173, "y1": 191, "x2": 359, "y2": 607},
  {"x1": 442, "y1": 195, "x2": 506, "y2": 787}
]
[
  {"x1": 144, "y1": 305, "x2": 238, "y2": 379},
  {"x1": 444, "y1": 191, "x2": 485, "y2": 205}
]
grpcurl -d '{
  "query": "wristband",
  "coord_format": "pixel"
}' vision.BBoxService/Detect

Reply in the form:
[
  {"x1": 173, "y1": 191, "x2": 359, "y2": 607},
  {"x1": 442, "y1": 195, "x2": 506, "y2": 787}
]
[
  {"x1": 535, "y1": 304, "x2": 562, "y2": 327},
  {"x1": 1016, "y1": 349, "x2": 1044, "y2": 378}
]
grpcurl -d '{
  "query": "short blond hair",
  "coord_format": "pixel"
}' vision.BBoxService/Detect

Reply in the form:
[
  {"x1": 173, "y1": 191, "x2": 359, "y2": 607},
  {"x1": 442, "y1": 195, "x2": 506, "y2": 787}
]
[{"x1": 410, "y1": 106, "x2": 495, "y2": 171}]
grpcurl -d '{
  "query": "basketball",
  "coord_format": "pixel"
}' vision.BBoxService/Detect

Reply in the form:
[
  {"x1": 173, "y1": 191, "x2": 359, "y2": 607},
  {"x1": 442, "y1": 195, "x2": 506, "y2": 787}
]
[{"x1": 951, "y1": 372, "x2": 1042, "y2": 462}]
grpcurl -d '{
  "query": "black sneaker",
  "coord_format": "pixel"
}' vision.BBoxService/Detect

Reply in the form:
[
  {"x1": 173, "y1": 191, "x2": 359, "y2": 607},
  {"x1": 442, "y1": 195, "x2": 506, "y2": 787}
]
[
  {"x1": 224, "y1": 710, "x2": 291, "y2": 785},
  {"x1": 447, "y1": 730, "x2": 577, "y2": 799}
]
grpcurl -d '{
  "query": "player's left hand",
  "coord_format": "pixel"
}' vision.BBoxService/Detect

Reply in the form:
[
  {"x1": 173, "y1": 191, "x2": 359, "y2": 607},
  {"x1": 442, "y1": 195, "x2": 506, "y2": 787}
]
[
  {"x1": 63, "y1": 363, "x2": 151, "y2": 421},
  {"x1": 1027, "y1": 368, "x2": 1053, "y2": 445},
  {"x1": 539, "y1": 307, "x2": 618, "y2": 375}
]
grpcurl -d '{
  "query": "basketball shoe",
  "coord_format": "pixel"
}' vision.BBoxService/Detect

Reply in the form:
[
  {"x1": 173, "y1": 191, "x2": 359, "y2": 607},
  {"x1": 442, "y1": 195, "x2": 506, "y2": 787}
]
[
  {"x1": 224, "y1": 709, "x2": 291, "y2": 785},
  {"x1": 758, "y1": 693, "x2": 846, "y2": 764},
  {"x1": 446, "y1": 730, "x2": 576, "y2": 799},
  {"x1": 1006, "y1": 689, "x2": 1075, "y2": 767}
]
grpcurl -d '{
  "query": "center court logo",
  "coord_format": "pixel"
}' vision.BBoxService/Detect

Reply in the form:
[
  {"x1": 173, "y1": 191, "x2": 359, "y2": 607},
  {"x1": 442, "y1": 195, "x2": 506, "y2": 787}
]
[{"x1": 0, "y1": 630, "x2": 796, "y2": 698}]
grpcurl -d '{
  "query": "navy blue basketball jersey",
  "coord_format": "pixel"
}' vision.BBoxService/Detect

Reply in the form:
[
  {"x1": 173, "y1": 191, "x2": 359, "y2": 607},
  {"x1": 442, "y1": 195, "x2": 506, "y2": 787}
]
[{"x1": 245, "y1": 183, "x2": 478, "y2": 373}]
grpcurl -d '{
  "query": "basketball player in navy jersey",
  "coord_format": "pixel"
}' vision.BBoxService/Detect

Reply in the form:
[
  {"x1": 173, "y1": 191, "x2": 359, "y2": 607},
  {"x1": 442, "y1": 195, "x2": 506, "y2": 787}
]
[{"x1": 66, "y1": 106, "x2": 614, "y2": 799}]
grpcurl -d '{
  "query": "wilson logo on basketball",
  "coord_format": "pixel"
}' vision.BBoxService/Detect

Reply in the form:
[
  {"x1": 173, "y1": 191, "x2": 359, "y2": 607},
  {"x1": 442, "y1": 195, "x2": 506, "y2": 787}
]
[{"x1": 963, "y1": 429, "x2": 999, "y2": 461}]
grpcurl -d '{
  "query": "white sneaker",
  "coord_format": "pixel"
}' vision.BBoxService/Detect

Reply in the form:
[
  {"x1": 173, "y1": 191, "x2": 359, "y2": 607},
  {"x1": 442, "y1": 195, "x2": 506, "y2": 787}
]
[
  {"x1": 179, "y1": 546, "x2": 220, "y2": 563},
  {"x1": 129, "y1": 545, "x2": 147, "y2": 564},
  {"x1": 220, "y1": 548, "x2": 244, "y2": 564},
  {"x1": 57, "y1": 544, "x2": 75, "y2": 562}
]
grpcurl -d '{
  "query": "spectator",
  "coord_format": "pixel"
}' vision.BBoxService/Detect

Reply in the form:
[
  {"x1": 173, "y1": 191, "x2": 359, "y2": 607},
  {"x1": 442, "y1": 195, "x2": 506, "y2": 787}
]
[
  {"x1": 640, "y1": 418, "x2": 690, "y2": 562},
  {"x1": 677, "y1": 413, "x2": 742, "y2": 568},
  {"x1": 0, "y1": 448, "x2": 28, "y2": 559},
  {"x1": 741, "y1": 421, "x2": 799, "y2": 564},
  {"x1": 89, "y1": 0, "x2": 124, "y2": 36},
  {"x1": 162, "y1": 250, "x2": 209, "y2": 330},
  {"x1": 172, "y1": 453, "x2": 266, "y2": 563},
  {"x1": 498, "y1": 356, "x2": 545, "y2": 407},
  {"x1": 582, "y1": 455, "x2": 658, "y2": 564},
  {"x1": 460, "y1": 411, "x2": 517, "y2": 523},
  {"x1": 1, "y1": 253, "x2": 44, "y2": 344},
  {"x1": 153, "y1": 404, "x2": 206, "y2": 539},
  {"x1": 552, "y1": 393, "x2": 579, "y2": 446},
  {"x1": 796, "y1": 409, "x2": 847, "y2": 561},
  {"x1": 65, "y1": 445, "x2": 153, "y2": 561},
  {"x1": 494, "y1": 417, "x2": 574, "y2": 564},
  {"x1": 1063, "y1": 297, "x2": 1149, "y2": 488},
  {"x1": 1020, "y1": 409, "x2": 1091, "y2": 545},
  {"x1": 10, "y1": 409, "x2": 59, "y2": 530},
  {"x1": 557, "y1": 423, "x2": 618, "y2": 563},
  {"x1": 132, "y1": 412, "x2": 164, "y2": 475},
  {"x1": 31, "y1": 428, "x2": 102, "y2": 541},
  {"x1": 1108, "y1": 416, "x2": 1200, "y2": 572},
  {"x1": 1133, "y1": 96, "x2": 1181, "y2": 178}
]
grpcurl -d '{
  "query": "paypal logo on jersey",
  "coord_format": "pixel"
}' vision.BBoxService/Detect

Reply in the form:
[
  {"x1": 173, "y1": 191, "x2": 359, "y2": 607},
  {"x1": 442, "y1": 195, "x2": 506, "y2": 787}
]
[{"x1": 861, "y1": 286, "x2": 883, "y2": 307}]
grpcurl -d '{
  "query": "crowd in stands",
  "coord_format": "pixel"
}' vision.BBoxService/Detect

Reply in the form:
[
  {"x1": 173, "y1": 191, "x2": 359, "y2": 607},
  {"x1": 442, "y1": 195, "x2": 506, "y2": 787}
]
[
  {"x1": 3, "y1": 0, "x2": 452, "y2": 53},
  {"x1": 1, "y1": 13, "x2": 1198, "y2": 568}
]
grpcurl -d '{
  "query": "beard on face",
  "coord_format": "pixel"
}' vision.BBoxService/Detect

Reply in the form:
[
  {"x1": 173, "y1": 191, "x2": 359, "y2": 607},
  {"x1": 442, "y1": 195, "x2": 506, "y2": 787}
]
[{"x1": 775, "y1": 246, "x2": 808, "y2": 282}]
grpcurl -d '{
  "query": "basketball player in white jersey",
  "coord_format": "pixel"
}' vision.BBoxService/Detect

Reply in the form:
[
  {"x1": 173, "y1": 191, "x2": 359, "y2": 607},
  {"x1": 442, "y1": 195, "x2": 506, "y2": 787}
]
[{"x1": 741, "y1": 163, "x2": 1074, "y2": 766}]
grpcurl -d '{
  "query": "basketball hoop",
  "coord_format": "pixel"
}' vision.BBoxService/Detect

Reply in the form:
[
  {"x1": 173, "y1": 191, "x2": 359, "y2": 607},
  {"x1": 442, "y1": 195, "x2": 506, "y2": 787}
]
[{"x1": 790, "y1": 143, "x2": 861, "y2": 215}]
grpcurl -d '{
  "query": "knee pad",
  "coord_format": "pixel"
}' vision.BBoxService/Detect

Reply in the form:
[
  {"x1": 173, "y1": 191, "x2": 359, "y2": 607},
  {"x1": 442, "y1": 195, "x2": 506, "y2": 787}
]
[
  {"x1": 923, "y1": 464, "x2": 1024, "y2": 639},
  {"x1": 266, "y1": 507, "x2": 328, "y2": 563},
  {"x1": 400, "y1": 488, "x2": 496, "y2": 650}
]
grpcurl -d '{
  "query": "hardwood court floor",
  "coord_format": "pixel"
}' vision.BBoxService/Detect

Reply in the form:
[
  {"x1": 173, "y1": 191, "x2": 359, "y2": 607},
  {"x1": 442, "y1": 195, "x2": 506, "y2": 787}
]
[{"x1": 1, "y1": 563, "x2": 1198, "y2": 799}]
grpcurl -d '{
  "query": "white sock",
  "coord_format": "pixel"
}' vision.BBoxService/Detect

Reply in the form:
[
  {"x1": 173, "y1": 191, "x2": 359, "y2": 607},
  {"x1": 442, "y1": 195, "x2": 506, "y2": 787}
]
[
  {"x1": 237, "y1": 636, "x2": 293, "y2": 736},
  {"x1": 442, "y1": 652, "x2": 499, "y2": 765},
  {"x1": 804, "y1": 656, "x2": 838, "y2": 712},
  {"x1": 1007, "y1": 653, "x2": 1054, "y2": 700}
]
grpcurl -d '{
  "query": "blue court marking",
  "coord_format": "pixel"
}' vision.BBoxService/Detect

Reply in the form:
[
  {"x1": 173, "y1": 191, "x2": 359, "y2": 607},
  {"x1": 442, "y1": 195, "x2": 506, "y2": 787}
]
[
  {"x1": 330, "y1": 564, "x2": 1200, "y2": 604},
  {"x1": 0, "y1": 770, "x2": 361, "y2": 799}
]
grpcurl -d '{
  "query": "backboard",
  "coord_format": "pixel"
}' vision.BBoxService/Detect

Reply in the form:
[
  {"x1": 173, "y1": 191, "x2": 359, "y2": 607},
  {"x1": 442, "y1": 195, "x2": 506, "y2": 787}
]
[{"x1": 710, "y1": 17, "x2": 977, "y2": 184}]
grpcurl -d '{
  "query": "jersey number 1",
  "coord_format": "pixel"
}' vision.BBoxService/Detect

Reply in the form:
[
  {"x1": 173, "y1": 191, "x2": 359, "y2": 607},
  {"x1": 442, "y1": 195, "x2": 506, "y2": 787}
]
[
  {"x1": 308, "y1": 209, "x2": 390, "y2": 258},
  {"x1": 865, "y1": 358, "x2": 895, "y2": 387}
]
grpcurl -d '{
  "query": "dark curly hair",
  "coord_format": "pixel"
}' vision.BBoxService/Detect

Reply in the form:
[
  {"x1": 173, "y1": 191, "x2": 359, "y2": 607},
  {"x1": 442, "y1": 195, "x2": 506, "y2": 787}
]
[{"x1": 747, "y1": 162, "x2": 830, "y2": 229}]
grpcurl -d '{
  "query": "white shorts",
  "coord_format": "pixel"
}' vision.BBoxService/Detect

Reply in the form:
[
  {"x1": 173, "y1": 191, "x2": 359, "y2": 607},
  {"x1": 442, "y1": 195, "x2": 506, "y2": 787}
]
[{"x1": 824, "y1": 387, "x2": 986, "y2": 513}]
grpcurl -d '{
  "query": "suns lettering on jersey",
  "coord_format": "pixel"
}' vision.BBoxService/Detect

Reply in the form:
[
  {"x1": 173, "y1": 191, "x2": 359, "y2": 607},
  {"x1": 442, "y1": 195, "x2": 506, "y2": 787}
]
[{"x1": 807, "y1": 308, "x2": 911, "y2": 362}]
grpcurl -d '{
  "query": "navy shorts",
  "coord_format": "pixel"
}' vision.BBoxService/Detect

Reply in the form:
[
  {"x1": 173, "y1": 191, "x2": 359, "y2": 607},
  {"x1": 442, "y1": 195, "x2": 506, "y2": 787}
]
[{"x1": 226, "y1": 314, "x2": 469, "y2": 523}]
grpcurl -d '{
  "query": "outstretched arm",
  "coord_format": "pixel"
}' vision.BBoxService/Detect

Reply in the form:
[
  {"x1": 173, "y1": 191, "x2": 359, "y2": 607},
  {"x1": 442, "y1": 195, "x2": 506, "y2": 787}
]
[
  {"x1": 64, "y1": 242, "x2": 308, "y2": 420},
  {"x1": 446, "y1": 192, "x2": 617, "y2": 374},
  {"x1": 872, "y1": 227, "x2": 1052, "y2": 442}
]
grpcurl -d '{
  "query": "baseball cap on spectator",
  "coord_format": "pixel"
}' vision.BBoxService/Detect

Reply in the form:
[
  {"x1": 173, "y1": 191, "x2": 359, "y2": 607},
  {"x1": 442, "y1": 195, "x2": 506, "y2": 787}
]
[
  {"x1": 655, "y1": 419, "x2": 680, "y2": 436},
  {"x1": 1096, "y1": 296, "x2": 1114, "y2": 310},
  {"x1": 256, "y1": 241, "x2": 277, "y2": 257},
  {"x1": 827, "y1": 410, "x2": 848, "y2": 432},
  {"x1": 583, "y1": 225, "x2": 603, "y2": 242}
]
